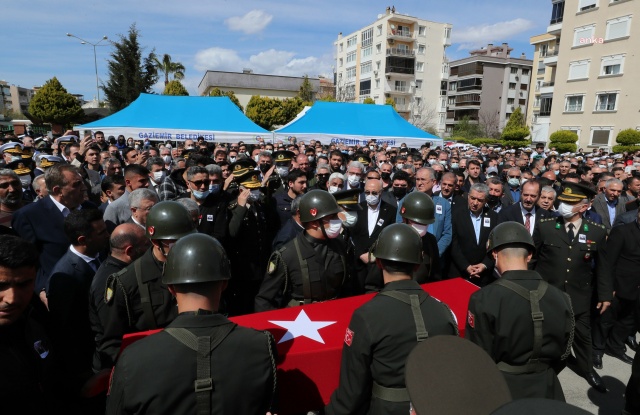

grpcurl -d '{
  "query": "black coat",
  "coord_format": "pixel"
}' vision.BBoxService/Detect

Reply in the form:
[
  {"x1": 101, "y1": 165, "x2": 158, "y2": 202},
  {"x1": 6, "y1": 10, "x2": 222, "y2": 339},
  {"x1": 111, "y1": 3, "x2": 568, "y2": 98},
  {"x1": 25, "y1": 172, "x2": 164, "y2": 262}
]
[
  {"x1": 605, "y1": 221, "x2": 640, "y2": 300},
  {"x1": 350, "y1": 200, "x2": 398, "y2": 257},
  {"x1": 498, "y1": 203, "x2": 552, "y2": 234}
]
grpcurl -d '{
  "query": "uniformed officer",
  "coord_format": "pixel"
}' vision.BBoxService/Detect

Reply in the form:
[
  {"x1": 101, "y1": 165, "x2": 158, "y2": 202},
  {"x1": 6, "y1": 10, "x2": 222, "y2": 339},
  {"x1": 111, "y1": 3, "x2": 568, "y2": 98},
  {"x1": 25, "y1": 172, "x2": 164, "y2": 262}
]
[
  {"x1": 106, "y1": 233, "x2": 277, "y2": 415},
  {"x1": 100, "y1": 201, "x2": 195, "y2": 366},
  {"x1": 326, "y1": 223, "x2": 458, "y2": 415},
  {"x1": 333, "y1": 188, "x2": 361, "y2": 296},
  {"x1": 255, "y1": 189, "x2": 348, "y2": 311},
  {"x1": 466, "y1": 222, "x2": 574, "y2": 401},
  {"x1": 532, "y1": 181, "x2": 611, "y2": 393}
]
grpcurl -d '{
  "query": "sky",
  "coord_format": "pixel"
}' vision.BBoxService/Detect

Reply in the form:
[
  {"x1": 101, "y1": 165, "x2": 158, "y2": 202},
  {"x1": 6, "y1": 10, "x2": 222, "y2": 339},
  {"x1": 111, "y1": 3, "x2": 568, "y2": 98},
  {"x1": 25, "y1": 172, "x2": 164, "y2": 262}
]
[{"x1": 1, "y1": 0, "x2": 550, "y2": 102}]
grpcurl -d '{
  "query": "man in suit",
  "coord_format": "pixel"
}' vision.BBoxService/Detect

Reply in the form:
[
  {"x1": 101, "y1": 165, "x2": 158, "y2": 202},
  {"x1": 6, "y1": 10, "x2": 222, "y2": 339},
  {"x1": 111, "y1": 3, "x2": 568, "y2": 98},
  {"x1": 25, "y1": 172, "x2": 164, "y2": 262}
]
[
  {"x1": 127, "y1": 188, "x2": 159, "y2": 228},
  {"x1": 532, "y1": 182, "x2": 611, "y2": 393},
  {"x1": 98, "y1": 175, "x2": 126, "y2": 213},
  {"x1": 435, "y1": 172, "x2": 467, "y2": 213},
  {"x1": 613, "y1": 208, "x2": 638, "y2": 228},
  {"x1": 450, "y1": 183, "x2": 498, "y2": 286},
  {"x1": 11, "y1": 164, "x2": 93, "y2": 298},
  {"x1": 351, "y1": 178, "x2": 397, "y2": 294},
  {"x1": 591, "y1": 178, "x2": 626, "y2": 233},
  {"x1": 498, "y1": 180, "x2": 551, "y2": 236},
  {"x1": 47, "y1": 209, "x2": 109, "y2": 394},
  {"x1": 502, "y1": 167, "x2": 523, "y2": 206},
  {"x1": 103, "y1": 164, "x2": 150, "y2": 231}
]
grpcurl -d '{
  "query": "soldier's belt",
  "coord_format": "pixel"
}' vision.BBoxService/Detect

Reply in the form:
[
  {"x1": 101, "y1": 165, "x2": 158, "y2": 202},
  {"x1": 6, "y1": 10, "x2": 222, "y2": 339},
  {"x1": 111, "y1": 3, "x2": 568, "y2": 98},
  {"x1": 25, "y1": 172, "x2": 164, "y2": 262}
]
[
  {"x1": 372, "y1": 382, "x2": 409, "y2": 402},
  {"x1": 497, "y1": 361, "x2": 550, "y2": 374}
]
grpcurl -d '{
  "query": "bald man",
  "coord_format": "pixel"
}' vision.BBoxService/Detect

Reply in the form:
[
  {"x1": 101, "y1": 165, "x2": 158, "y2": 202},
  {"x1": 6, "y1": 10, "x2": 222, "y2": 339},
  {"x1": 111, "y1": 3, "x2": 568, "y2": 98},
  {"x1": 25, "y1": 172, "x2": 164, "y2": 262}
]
[{"x1": 89, "y1": 223, "x2": 150, "y2": 371}]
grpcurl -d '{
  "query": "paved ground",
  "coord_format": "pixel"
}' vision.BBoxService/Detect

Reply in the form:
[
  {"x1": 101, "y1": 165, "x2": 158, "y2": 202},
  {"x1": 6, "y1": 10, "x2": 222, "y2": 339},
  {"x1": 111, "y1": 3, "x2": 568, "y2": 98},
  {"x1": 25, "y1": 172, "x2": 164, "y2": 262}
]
[{"x1": 560, "y1": 350, "x2": 634, "y2": 414}]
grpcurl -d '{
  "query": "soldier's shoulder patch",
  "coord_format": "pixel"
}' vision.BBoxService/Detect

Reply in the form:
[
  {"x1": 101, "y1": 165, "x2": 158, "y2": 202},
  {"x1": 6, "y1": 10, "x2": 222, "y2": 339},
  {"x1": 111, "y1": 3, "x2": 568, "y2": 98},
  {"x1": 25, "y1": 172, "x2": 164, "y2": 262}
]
[
  {"x1": 540, "y1": 217, "x2": 555, "y2": 223},
  {"x1": 467, "y1": 310, "x2": 475, "y2": 329},
  {"x1": 267, "y1": 251, "x2": 282, "y2": 275},
  {"x1": 344, "y1": 328, "x2": 354, "y2": 346}
]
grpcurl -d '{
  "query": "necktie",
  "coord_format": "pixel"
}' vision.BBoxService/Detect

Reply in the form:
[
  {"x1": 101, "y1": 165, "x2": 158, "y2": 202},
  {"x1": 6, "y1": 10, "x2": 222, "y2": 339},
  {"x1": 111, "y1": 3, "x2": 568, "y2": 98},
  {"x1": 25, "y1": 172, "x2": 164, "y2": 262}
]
[
  {"x1": 567, "y1": 223, "x2": 575, "y2": 242},
  {"x1": 89, "y1": 258, "x2": 101, "y2": 272},
  {"x1": 524, "y1": 213, "x2": 532, "y2": 233}
]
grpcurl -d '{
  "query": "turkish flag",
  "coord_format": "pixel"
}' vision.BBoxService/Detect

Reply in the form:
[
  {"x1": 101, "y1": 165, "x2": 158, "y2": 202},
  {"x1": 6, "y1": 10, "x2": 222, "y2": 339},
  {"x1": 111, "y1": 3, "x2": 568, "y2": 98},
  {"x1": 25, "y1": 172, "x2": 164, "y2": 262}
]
[{"x1": 121, "y1": 278, "x2": 478, "y2": 414}]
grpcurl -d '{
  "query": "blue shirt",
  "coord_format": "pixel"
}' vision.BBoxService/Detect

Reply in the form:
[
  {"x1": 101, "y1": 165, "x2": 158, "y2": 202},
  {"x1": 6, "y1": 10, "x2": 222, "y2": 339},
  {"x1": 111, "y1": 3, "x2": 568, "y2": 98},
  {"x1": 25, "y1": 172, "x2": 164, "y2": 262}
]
[
  {"x1": 470, "y1": 211, "x2": 482, "y2": 244},
  {"x1": 607, "y1": 199, "x2": 618, "y2": 223},
  {"x1": 510, "y1": 188, "x2": 521, "y2": 203}
]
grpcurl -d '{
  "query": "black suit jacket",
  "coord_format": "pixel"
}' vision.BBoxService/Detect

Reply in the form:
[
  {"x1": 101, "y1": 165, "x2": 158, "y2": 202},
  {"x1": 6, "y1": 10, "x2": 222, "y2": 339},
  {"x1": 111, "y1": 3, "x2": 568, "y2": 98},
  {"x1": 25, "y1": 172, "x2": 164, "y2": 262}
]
[
  {"x1": 11, "y1": 195, "x2": 95, "y2": 292},
  {"x1": 498, "y1": 203, "x2": 552, "y2": 234},
  {"x1": 449, "y1": 207, "x2": 498, "y2": 286},
  {"x1": 606, "y1": 221, "x2": 640, "y2": 300},
  {"x1": 351, "y1": 200, "x2": 397, "y2": 257}
]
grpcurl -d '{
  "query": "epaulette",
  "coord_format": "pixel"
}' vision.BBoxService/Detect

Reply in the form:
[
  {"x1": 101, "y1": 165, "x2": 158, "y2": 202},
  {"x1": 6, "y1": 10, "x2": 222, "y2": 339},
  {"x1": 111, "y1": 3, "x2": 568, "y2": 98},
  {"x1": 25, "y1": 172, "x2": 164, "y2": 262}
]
[
  {"x1": 584, "y1": 219, "x2": 605, "y2": 229},
  {"x1": 267, "y1": 250, "x2": 283, "y2": 275},
  {"x1": 104, "y1": 267, "x2": 128, "y2": 304},
  {"x1": 540, "y1": 217, "x2": 557, "y2": 222}
]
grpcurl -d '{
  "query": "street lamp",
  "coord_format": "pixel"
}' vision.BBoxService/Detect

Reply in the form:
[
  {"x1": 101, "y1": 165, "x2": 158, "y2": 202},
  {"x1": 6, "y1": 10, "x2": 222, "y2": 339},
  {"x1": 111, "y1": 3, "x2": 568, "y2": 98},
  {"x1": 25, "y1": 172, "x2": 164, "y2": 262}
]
[{"x1": 66, "y1": 33, "x2": 109, "y2": 105}]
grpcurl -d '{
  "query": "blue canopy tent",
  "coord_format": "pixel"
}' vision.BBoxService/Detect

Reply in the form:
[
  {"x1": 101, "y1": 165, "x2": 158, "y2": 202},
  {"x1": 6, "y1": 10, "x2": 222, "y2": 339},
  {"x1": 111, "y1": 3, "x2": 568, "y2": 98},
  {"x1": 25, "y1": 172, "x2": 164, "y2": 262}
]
[
  {"x1": 274, "y1": 101, "x2": 442, "y2": 148},
  {"x1": 77, "y1": 94, "x2": 270, "y2": 144}
]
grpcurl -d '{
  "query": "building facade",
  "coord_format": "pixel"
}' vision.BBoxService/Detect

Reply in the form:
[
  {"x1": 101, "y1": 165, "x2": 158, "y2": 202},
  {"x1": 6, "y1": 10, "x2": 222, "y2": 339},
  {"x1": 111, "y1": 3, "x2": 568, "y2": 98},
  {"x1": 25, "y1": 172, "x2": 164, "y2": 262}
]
[
  {"x1": 197, "y1": 70, "x2": 321, "y2": 111},
  {"x1": 445, "y1": 43, "x2": 533, "y2": 137},
  {"x1": 530, "y1": 0, "x2": 639, "y2": 149},
  {"x1": 333, "y1": 7, "x2": 452, "y2": 135},
  {"x1": 0, "y1": 81, "x2": 37, "y2": 118}
]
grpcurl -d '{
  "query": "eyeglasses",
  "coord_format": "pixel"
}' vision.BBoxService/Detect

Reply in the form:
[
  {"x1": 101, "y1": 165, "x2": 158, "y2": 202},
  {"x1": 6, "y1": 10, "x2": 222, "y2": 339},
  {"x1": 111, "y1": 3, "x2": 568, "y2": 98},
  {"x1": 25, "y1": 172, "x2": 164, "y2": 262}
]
[
  {"x1": 508, "y1": 175, "x2": 521, "y2": 179},
  {"x1": 190, "y1": 179, "x2": 211, "y2": 187},
  {"x1": 364, "y1": 191, "x2": 380, "y2": 196},
  {"x1": 366, "y1": 176, "x2": 380, "y2": 180}
]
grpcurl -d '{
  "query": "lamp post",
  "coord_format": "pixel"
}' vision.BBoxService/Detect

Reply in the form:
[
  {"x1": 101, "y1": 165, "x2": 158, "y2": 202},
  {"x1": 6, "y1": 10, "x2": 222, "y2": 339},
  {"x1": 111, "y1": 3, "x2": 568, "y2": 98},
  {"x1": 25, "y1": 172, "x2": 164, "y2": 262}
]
[{"x1": 66, "y1": 33, "x2": 109, "y2": 105}]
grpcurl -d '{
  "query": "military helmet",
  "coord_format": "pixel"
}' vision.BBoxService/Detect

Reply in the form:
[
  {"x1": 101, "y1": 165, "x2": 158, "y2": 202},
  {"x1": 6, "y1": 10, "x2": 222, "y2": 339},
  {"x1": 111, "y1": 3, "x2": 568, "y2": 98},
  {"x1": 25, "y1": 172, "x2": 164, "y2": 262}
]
[
  {"x1": 486, "y1": 222, "x2": 535, "y2": 253},
  {"x1": 145, "y1": 201, "x2": 196, "y2": 240},
  {"x1": 299, "y1": 189, "x2": 342, "y2": 223},
  {"x1": 400, "y1": 192, "x2": 435, "y2": 225},
  {"x1": 372, "y1": 223, "x2": 422, "y2": 264},
  {"x1": 163, "y1": 233, "x2": 231, "y2": 284}
]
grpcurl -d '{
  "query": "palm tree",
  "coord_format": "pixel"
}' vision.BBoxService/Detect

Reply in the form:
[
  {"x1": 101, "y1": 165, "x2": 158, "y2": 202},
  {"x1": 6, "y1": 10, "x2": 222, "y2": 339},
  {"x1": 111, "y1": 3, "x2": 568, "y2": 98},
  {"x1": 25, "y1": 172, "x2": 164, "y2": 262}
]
[{"x1": 152, "y1": 53, "x2": 186, "y2": 86}]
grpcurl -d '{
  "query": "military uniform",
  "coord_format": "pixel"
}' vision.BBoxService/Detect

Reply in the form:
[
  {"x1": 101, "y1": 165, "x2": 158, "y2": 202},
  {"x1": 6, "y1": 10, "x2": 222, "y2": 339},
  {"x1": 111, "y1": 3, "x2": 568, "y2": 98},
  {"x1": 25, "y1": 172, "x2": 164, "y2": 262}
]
[
  {"x1": 100, "y1": 248, "x2": 178, "y2": 366},
  {"x1": 326, "y1": 279, "x2": 458, "y2": 415},
  {"x1": 273, "y1": 190, "x2": 294, "y2": 227},
  {"x1": 106, "y1": 312, "x2": 277, "y2": 415},
  {"x1": 532, "y1": 216, "x2": 611, "y2": 375},
  {"x1": 466, "y1": 270, "x2": 574, "y2": 401},
  {"x1": 255, "y1": 231, "x2": 347, "y2": 311}
]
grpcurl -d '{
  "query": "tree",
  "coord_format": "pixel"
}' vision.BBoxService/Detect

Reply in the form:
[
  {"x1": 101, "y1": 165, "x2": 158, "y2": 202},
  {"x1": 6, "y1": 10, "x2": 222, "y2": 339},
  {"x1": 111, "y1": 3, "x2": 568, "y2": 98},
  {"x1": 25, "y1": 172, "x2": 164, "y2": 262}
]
[
  {"x1": 152, "y1": 53, "x2": 185, "y2": 86},
  {"x1": 28, "y1": 77, "x2": 84, "y2": 129},
  {"x1": 408, "y1": 100, "x2": 439, "y2": 134},
  {"x1": 103, "y1": 24, "x2": 158, "y2": 112},
  {"x1": 478, "y1": 109, "x2": 501, "y2": 139},
  {"x1": 163, "y1": 80, "x2": 188, "y2": 96},
  {"x1": 245, "y1": 96, "x2": 284, "y2": 130},
  {"x1": 209, "y1": 87, "x2": 244, "y2": 112},
  {"x1": 362, "y1": 97, "x2": 375, "y2": 104},
  {"x1": 549, "y1": 130, "x2": 579, "y2": 153},
  {"x1": 280, "y1": 97, "x2": 308, "y2": 126},
  {"x1": 613, "y1": 128, "x2": 640, "y2": 153},
  {"x1": 501, "y1": 107, "x2": 529, "y2": 141},
  {"x1": 452, "y1": 116, "x2": 482, "y2": 140},
  {"x1": 297, "y1": 75, "x2": 315, "y2": 102},
  {"x1": 385, "y1": 98, "x2": 397, "y2": 110}
]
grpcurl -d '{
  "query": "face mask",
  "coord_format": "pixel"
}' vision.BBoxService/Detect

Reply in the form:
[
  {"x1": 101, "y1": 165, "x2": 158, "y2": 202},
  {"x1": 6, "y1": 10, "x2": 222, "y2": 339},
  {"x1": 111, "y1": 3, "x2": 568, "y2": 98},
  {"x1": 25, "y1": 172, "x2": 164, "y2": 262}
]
[
  {"x1": 229, "y1": 157, "x2": 237, "y2": 163},
  {"x1": 209, "y1": 184, "x2": 221, "y2": 195},
  {"x1": 411, "y1": 222, "x2": 428, "y2": 237},
  {"x1": 19, "y1": 175, "x2": 32, "y2": 188},
  {"x1": 185, "y1": 146, "x2": 194, "y2": 150},
  {"x1": 276, "y1": 167, "x2": 289, "y2": 176},
  {"x1": 396, "y1": 163, "x2": 404, "y2": 170},
  {"x1": 348, "y1": 151, "x2": 354, "y2": 156},
  {"x1": 392, "y1": 187, "x2": 407, "y2": 199},
  {"x1": 520, "y1": 178, "x2": 528, "y2": 186},
  {"x1": 308, "y1": 156, "x2": 314, "y2": 163},
  {"x1": 508, "y1": 178, "x2": 520, "y2": 187},
  {"x1": 428, "y1": 159, "x2": 436, "y2": 165},
  {"x1": 554, "y1": 170, "x2": 560, "y2": 176},
  {"x1": 192, "y1": 189, "x2": 211, "y2": 200},
  {"x1": 247, "y1": 189, "x2": 261, "y2": 202},
  {"x1": 324, "y1": 218, "x2": 343, "y2": 239},
  {"x1": 450, "y1": 163, "x2": 459, "y2": 170},
  {"x1": 439, "y1": 160, "x2": 447, "y2": 166},
  {"x1": 152, "y1": 171, "x2": 166, "y2": 183},
  {"x1": 365, "y1": 194, "x2": 380, "y2": 206},
  {"x1": 134, "y1": 145, "x2": 140, "y2": 150},
  {"x1": 328, "y1": 186, "x2": 340, "y2": 194},
  {"x1": 342, "y1": 210, "x2": 358, "y2": 228},
  {"x1": 163, "y1": 155, "x2": 172, "y2": 164},
  {"x1": 487, "y1": 195, "x2": 499, "y2": 205},
  {"x1": 380, "y1": 172, "x2": 391, "y2": 180},
  {"x1": 259, "y1": 163, "x2": 272, "y2": 173},
  {"x1": 10, "y1": 156, "x2": 21, "y2": 163},
  {"x1": 369, "y1": 145, "x2": 376, "y2": 150},
  {"x1": 557, "y1": 202, "x2": 576, "y2": 219},
  {"x1": 348, "y1": 174, "x2": 360, "y2": 187},
  {"x1": 607, "y1": 162, "x2": 613, "y2": 168},
  {"x1": 540, "y1": 166, "x2": 547, "y2": 173},
  {"x1": 254, "y1": 155, "x2": 260, "y2": 163}
]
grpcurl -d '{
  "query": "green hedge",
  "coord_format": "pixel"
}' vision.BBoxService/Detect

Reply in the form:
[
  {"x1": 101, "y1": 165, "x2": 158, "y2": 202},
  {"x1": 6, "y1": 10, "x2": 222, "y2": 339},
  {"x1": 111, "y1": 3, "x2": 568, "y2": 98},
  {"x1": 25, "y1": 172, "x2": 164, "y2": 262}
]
[
  {"x1": 612, "y1": 145, "x2": 640, "y2": 154},
  {"x1": 552, "y1": 143, "x2": 578, "y2": 153},
  {"x1": 616, "y1": 129, "x2": 640, "y2": 145},
  {"x1": 549, "y1": 130, "x2": 579, "y2": 144}
]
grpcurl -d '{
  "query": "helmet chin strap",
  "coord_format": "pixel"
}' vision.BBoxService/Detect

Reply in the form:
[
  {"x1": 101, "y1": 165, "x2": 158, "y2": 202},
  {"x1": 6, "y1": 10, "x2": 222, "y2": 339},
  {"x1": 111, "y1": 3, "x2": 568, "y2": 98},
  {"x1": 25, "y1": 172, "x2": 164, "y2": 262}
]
[{"x1": 319, "y1": 219, "x2": 329, "y2": 239}]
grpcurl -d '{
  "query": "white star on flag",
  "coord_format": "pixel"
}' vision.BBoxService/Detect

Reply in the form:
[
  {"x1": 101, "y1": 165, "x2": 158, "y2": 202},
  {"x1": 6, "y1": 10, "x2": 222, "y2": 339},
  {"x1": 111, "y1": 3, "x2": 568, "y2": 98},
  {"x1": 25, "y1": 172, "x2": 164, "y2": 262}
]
[{"x1": 269, "y1": 309, "x2": 336, "y2": 344}]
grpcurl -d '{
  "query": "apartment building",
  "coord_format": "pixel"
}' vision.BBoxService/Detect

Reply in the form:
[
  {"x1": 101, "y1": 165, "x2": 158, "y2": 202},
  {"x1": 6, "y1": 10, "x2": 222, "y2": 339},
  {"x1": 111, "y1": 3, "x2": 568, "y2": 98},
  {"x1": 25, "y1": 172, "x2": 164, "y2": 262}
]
[
  {"x1": 334, "y1": 7, "x2": 452, "y2": 135},
  {"x1": 445, "y1": 43, "x2": 533, "y2": 137},
  {"x1": 0, "y1": 81, "x2": 37, "y2": 117},
  {"x1": 530, "y1": 0, "x2": 639, "y2": 149}
]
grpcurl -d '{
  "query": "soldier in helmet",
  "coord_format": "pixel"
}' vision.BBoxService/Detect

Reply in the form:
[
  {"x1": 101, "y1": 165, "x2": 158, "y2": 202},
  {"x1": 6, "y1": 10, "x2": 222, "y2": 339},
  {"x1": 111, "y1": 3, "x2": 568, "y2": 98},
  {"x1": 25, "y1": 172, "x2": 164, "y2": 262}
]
[
  {"x1": 326, "y1": 223, "x2": 458, "y2": 415},
  {"x1": 365, "y1": 191, "x2": 441, "y2": 292},
  {"x1": 99, "y1": 201, "x2": 195, "y2": 367},
  {"x1": 106, "y1": 233, "x2": 277, "y2": 414},
  {"x1": 465, "y1": 222, "x2": 574, "y2": 401},
  {"x1": 255, "y1": 189, "x2": 348, "y2": 311}
]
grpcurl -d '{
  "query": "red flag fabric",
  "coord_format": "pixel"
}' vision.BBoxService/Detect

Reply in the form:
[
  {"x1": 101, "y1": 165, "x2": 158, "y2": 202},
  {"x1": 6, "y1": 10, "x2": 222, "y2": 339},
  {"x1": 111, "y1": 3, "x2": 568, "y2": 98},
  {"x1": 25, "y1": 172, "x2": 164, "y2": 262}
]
[{"x1": 120, "y1": 278, "x2": 478, "y2": 414}]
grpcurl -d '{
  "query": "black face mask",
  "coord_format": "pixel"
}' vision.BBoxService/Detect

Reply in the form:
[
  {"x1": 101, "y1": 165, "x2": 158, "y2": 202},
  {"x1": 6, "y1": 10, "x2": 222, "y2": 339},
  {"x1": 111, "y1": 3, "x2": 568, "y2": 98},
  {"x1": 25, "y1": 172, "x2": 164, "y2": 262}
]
[
  {"x1": 317, "y1": 173, "x2": 329, "y2": 184},
  {"x1": 434, "y1": 171, "x2": 443, "y2": 181},
  {"x1": 487, "y1": 195, "x2": 500, "y2": 206},
  {"x1": 380, "y1": 172, "x2": 391, "y2": 180},
  {"x1": 259, "y1": 163, "x2": 272, "y2": 173},
  {"x1": 392, "y1": 187, "x2": 408, "y2": 199}
]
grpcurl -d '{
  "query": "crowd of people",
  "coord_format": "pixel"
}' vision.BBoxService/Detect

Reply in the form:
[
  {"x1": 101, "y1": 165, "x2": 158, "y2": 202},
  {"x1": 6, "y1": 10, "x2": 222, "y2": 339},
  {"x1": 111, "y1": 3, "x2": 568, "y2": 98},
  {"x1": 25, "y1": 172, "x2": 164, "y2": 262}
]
[{"x1": 2, "y1": 129, "x2": 640, "y2": 414}]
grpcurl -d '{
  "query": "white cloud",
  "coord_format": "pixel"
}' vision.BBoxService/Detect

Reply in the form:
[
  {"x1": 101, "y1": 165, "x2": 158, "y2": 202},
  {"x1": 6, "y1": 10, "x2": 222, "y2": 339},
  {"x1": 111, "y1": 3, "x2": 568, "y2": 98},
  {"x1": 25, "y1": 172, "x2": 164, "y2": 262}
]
[
  {"x1": 453, "y1": 18, "x2": 535, "y2": 51},
  {"x1": 225, "y1": 10, "x2": 273, "y2": 35},
  {"x1": 194, "y1": 47, "x2": 333, "y2": 78}
]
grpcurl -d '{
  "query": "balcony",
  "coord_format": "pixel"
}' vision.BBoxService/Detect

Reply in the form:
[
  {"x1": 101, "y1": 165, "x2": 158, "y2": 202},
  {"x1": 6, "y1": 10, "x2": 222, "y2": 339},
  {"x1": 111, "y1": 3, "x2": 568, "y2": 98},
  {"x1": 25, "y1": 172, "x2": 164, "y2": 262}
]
[
  {"x1": 539, "y1": 110, "x2": 552, "y2": 117},
  {"x1": 542, "y1": 50, "x2": 559, "y2": 66},
  {"x1": 384, "y1": 85, "x2": 412, "y2": 95},
  {"x1": 540, "y1": 82, "x2": 555, "y2": 94},
  {"x1": 386, "y1": 48, "x2": 415, "y2": 57},
  {"x1": 388, "y1": 29, "x2": 415, "y2": 42},
  {"x1": 395, "y1": 104, "x2": 410, "y2": 112},
  {"x1": 385, "y1": 66, "x2": 415, "y2": 77},
  {"x1": 359, "y1": 89, "x2": 371, "y2": 96}
]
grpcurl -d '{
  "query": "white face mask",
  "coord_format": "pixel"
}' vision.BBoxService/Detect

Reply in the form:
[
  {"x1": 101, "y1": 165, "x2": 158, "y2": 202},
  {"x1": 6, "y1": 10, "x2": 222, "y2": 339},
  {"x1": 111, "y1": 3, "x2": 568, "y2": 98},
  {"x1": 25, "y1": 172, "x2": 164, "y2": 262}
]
[
  {"x1": 347, "y1": 174, "x2": 360, "y2": 187},
  {"x1": 324, "y1": 218, "x2": 343, "y2": 239},
  {"x1": 557, "y1": 202, "x2": 576, "y2": 219},
  {"x1": 10, "y1": 155, "x2": 21, "y2": 163},
  {"x1": 411, "y1": 222, "x2": 428, "y2": 237},
  {"x1": 276, "y1": 167, "x2": 289, "y2": 177},
  {"x1": 152, "y1": 171, "x2": 166, "y2": 183},
  {"x1": 554, "y1": 170, "x2": 560, "y2": 176},
  {"x1": 328, "y1": 186, "x2": 340, "y2": 194},
  {"x1": 247, "y1": 189, "x2": 261, "y2": 202},
  {"x1": 342, "y1": 210, "x2": 358, "y2": 228},
  {"x1": 19, "y1": 175, "x2": 32, "y2": 188},
  {"x1": 365, "y1": 194, "x2": 380, "y2": 206},
  {"x1": 450, "y1": 163, "x2": 459, "y2": 169}
]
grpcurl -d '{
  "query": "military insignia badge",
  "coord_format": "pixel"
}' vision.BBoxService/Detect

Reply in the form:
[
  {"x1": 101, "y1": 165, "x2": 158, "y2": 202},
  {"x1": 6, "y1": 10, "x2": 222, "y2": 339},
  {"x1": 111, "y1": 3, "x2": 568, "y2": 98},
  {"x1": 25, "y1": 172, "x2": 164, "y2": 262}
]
[
  {"x1": 268, "y1": 261, "x2": 276, "y2": 274},
  {"x1": 467, "y1": 310, "x2": 475, "y2": 328},
  {"x1": 401, "y1": 206, "x2": 406, "y2": 214},
  {"x1": 344, "y1": 328, "x2": 354, "y2": 346},
  {"x1": 106, "y1": 287, "x2": 114, "y2": 303},
  {"x1": 148, "y1": 226, "x2": 155, "y2": 236},
  {"x1": 310, "y1": 208, "x2": 317, "y2": 217}
]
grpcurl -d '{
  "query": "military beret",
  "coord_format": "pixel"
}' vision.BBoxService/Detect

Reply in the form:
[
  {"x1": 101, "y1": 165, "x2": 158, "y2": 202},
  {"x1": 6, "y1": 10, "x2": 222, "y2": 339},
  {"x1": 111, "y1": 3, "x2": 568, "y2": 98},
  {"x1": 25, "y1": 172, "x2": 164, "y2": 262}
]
[
  {"x1": 233, "y1": 170, "x2": 262, "y2": 189},
  {"x1": 557, "y1": 181, "x2": 596, "y2": 203},
  {"x1": 0, "y1": 141, "x2": 24, "y2": 154},
  {"x1": 332, "y1": 188, "x2": 362, "y2": 211},
  {"x1": 229, "y1": 158, "x2": 257, "y2": 177},
  {"x1": 272, "y1": 150, "x2": 295, "y2": 165}
]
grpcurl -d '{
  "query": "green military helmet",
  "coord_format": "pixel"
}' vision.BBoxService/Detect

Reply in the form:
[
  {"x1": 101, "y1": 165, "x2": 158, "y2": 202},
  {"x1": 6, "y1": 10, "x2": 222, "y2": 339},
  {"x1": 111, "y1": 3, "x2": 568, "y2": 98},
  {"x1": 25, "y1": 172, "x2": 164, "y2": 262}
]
[
  {"x1": 163, "y1": 233, "x2": 231, "y2": 284},
  {"x1": 299, "y1": 189, "x2": 342, "y2": 223},
  {"x1": 486, "y1": 222, "x2": 535, "y2": 253},
  {"x1": 372, "y1": 223, "x2": 423, "y2": 264},
  {"x1": 400, "y1": 192, "x2": 435, "y2": 225},
  {"x1": 145, "y1": 201, "x2": 196, "y2": 240}
]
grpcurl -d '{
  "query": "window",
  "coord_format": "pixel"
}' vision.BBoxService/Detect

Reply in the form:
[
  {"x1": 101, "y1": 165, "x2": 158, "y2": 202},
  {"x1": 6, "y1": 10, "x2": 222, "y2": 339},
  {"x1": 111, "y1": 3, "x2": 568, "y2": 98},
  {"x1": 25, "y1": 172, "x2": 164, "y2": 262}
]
[
  {"x1": 444, "y1": 27, "x2": 451, "y2": 39},
  {"x1": 415, "y1": 80, "x2": 422, "y2": 89},
  {"x1": 360, "y1": 80, "x2": 371, "y2": 96},
  {"x1": 395, "y1": 80, "x2": 407, "y2": 92},
  {"x1": 339, "y1": 43, "x2": 343, "y2": 52},
  {"x1": 509, "y1": 83, "x2": 516, "y2": 89},
  {"x1": 534, "y1": 97, "x2": 541, "y2": 107},
  {"x1": 522, "y1": 69, "x2": 530, "y2": 75},
  {"x1": 362, "y1": 46, "x2": 372, "y2": 59},
  {"x1": 595, "y1": 92, "x2": 618, "y2": 111},
  {"x1": 347, "y1": 36, "x2": 357, "y2": 48},
  {"x1": 510, "y1": 67, "x2": 518, "y2": 74},
  {"x1": 601, "y1": 54, "x2": 624, "y2": 75},
  {"x1": 377, "y1": 25, "x2": 383, "y2": 36},
  {"x1": 361, "y1": 61, "x2": 372, "y2": 75},
  {"x1": 375, "y1": 79, "x2": 380, "y2": 88},
  {"x1": 568, "y1": 60, "x2": 590, "y2": 79},
  {"x1": 418, "y1": 26, "x2": 426, "y2": 36},
  {"x1": 339, "y1": 58, "x2": 343, "y2": 67},
  {"x1": 448, "y1": 97, "x2": 455, "y2": 105},
  {"x1": 606, "y1": 16, "x2": 631, "y2": 40},
  {"x1": 418, "y1": 44, "x2": 426, "y2": 54},
  {"x1": 361, "y1": 28, "x2": 373, "y2": 47},
  {"x1": 573, "y1": 25, "x2": 595, "y2": 46},
  {"x1": 415, "y1": 97, "x2": 422, "y2": 106},
  {"x1": 507, "y1": 98, "x2": 515, "y2": 105},
  {"x1": 578, "y1": 0, "x2": 597, "y2": 11},
  {"x1": 376, "y1": 43, "x2": 382, "y2": 54},
  {"x1": 449, "y1": 82, "x2": 457, "y2": 91},
  {"x1": 346, "y1": 51, "x2": 356, "y2": 64},
  {"x1": 540, "y1": 97, "x2": 553, "y2": 116},
  {"x1": 439, "y1": 113, "x2": 445, "y2": 125},
  {"x1": 591, "y1": 128, "x2": 612, "y2": 145},
  {"x1": 376, "y1": 61, "x2": 381, "y2": 70},
  {"x1": 416, "y1": 62, "x2": 424, "y2": 72},
  {"x1": 394, "y1": 97, "x2": 406, "y2": 106},
  {"x1": 551, "y1": 1, "x2": 565, "y2": 24},
  {"x1": 346, "y1": 67, "x2": 356, "y2": 80},
  {"x1": 565, "y1": 95, "x2": 584, "y2": 112}
]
